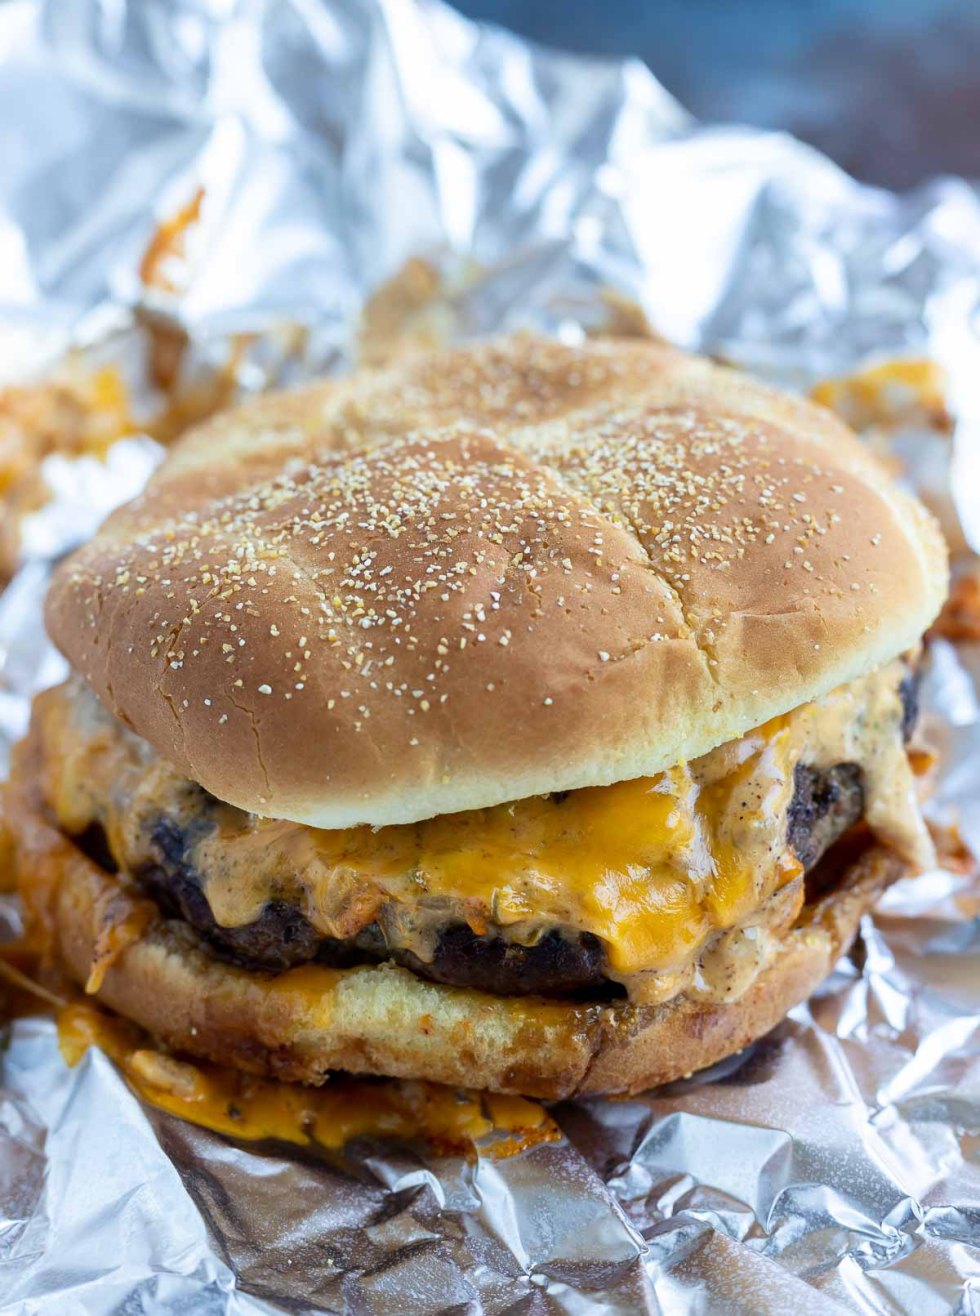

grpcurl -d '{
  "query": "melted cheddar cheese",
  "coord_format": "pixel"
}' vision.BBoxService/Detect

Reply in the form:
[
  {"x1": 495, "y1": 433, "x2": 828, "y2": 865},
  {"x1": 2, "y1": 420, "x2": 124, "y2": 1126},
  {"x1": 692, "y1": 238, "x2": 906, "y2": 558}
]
[
  {"x1": 32, "y1": 662, "x2": 931, "y2": 1006},
  {"x1": 57, "y1": 1000, "x2": 559, "y2": 1157}
]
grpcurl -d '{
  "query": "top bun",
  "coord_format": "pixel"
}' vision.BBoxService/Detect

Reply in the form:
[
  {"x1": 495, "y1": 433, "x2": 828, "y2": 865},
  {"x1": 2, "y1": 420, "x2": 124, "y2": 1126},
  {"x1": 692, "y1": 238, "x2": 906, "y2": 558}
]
[{"x1": 46, "y1": 335, "x2": 947, "y2": 828}]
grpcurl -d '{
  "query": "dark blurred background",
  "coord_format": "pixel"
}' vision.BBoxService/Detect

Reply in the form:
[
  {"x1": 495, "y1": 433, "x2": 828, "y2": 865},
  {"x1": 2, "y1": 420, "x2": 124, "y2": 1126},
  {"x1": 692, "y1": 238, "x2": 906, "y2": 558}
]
[{"x1": 451, "y1": 0, "x2": 980, "y2": 190}]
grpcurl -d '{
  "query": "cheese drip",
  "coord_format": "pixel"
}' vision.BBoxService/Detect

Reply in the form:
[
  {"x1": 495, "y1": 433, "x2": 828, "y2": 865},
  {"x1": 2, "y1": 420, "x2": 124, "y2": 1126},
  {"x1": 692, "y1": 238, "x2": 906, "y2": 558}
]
[
  {"x1": 33, "y1": 662, "x2": 930, "y2": 1006},
  {"x1": 57, "y1": 1001, "x2": 559, "y2": 1158}
]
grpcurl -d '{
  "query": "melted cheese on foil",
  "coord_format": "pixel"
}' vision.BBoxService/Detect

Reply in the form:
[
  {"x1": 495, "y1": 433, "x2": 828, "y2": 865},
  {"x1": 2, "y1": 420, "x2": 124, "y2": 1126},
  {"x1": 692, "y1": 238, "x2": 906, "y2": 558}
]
[
  {"x1": 57, "y1": 1000, "x2": 559, "y2": 1157},
  {"x1": 33, "y1": 662, "x2": 931, "y2": 1006}
]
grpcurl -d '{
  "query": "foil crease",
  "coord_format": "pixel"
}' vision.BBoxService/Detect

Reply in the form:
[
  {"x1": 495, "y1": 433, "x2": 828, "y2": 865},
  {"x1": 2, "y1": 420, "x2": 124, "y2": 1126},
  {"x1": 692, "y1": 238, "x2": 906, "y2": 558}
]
[{"x1": 1, "y1": 1, "x2": 979, "y2": 1312}]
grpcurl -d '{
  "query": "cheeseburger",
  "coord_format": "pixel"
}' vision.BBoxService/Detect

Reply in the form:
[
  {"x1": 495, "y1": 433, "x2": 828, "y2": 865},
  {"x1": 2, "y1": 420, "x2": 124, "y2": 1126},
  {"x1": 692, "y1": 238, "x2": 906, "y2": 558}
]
[{"x1": 5, "y1": 336, "x2": 947, "y2": 1098}]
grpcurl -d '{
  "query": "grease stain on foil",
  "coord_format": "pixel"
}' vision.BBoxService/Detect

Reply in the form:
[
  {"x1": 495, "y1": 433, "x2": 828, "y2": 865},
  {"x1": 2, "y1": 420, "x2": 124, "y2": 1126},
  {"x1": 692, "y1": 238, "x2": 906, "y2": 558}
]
[{"x1": 1, "y1": 0, "x2": 980, "y2": 1313}]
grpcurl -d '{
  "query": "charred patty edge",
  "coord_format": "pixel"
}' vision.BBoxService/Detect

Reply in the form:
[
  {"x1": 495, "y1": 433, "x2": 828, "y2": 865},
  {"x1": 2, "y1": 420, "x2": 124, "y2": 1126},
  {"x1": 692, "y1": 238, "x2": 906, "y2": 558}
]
[
  {"x1": 66, "y1": 754, "x2": 866, "y2": 1002},
  {"x1": 65, "y1": 670, "x2": 919, "y2": 1000}
]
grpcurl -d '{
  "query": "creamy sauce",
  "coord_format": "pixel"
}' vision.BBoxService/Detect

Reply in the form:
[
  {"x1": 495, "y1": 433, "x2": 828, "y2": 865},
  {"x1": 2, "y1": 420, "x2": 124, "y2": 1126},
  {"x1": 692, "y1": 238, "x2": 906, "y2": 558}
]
[
  {"x1": 32, "y1": 663, "x2": 930, "y2": 1006},
  {"x1": 84, "y1": 893, "x2": 157, "y2": 994}
]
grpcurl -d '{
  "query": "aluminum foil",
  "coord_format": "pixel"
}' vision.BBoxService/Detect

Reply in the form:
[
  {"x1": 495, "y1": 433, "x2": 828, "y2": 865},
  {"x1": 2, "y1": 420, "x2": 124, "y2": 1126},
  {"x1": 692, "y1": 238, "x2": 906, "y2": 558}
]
[{"x1": 2, "y1": 1, "x2": 980, "y2": 1311}]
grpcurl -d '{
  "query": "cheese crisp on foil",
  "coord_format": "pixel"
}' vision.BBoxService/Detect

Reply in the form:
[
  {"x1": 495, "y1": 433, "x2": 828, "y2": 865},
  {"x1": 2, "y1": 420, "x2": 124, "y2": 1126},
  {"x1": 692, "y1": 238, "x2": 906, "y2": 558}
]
[{"x1": 1, "y1": 2, "x2": 979, "y2": 1312}]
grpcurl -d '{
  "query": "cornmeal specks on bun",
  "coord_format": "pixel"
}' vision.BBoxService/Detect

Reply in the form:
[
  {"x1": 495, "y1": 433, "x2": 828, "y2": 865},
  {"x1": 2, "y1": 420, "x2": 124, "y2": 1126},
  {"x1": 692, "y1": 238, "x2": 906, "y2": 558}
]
[{"x1": 5, "y1": 335, "x2": 947, "y2": 1098}]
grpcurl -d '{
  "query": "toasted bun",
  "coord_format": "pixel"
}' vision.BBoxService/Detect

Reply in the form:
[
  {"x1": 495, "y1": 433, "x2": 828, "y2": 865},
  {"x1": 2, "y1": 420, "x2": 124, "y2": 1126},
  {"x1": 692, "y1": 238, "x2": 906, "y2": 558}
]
[
  {"x1": 46, "y1": 336, "x2": 946, "y2": 827},
  {"x1": 8, "y1": 787, "x2": 902, "y2": 1098}
]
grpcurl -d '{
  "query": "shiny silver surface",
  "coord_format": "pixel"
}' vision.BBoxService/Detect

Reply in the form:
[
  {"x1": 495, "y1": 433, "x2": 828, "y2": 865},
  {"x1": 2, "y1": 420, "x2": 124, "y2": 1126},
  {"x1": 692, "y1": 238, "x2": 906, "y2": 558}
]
[{"x1": 0, "y1": 2, "x2": 978, "y2": 1311}]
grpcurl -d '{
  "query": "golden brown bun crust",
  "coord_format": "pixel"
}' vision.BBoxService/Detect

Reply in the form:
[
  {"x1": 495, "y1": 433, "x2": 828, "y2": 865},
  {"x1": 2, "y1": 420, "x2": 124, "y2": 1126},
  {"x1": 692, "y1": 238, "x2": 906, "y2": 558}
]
[
  {"x1": 46, "y1": 336, "x2": 947, "y2": 827},
  {"x1": 8, "y1": 788, "x2": 903, "y2": 1098}
]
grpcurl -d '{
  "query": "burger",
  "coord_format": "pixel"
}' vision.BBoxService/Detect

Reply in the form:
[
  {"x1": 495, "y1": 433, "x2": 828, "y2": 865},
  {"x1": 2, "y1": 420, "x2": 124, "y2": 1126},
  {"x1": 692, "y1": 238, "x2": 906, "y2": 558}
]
[{"x1": 4, "y1": 336, "x2": 947, "y2": 1099}]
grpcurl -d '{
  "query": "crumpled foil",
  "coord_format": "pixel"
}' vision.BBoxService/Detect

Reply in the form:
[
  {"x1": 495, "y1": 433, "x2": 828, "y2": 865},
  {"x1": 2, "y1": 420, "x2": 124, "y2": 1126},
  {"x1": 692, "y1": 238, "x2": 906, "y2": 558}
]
[{"x1": 2, "y1": 1, "x2": 980, "y2": 1312}]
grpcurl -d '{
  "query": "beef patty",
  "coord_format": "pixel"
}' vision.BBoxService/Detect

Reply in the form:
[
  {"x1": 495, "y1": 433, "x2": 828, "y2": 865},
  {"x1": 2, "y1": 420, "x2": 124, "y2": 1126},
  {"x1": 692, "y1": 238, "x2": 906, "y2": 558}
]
[{"x1": 71, "y1": 676, "x2": 918, "y2": 1001}]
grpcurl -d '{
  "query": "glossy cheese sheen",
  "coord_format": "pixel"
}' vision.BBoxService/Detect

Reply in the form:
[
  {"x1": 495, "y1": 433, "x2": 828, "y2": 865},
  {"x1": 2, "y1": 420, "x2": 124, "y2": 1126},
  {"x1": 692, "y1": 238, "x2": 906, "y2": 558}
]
[
  {"x1": 56, "y1": 1000, "x2": 560, "y2": 1156},
  {"x1": 33, "y1": 661, "x2": 930, "y2": 1004},
  {"x1": 201, "y1": 766, "x2": 719, "y2": 973}
]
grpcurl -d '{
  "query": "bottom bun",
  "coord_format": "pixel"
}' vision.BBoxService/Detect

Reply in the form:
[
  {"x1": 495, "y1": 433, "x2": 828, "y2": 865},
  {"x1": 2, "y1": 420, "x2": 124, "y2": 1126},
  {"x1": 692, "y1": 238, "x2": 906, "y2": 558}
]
[{"x1": 8, "y1": 792, "x2": 903, "y2": 1099}]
